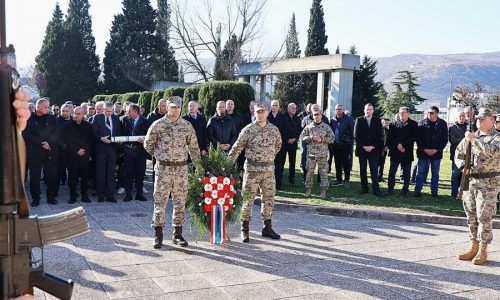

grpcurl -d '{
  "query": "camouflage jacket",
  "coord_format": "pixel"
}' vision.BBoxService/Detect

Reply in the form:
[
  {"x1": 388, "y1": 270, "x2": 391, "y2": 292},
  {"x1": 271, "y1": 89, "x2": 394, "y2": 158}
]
[
  {"x1": 228, "y1": 121, "x2": 282, "y2": 172},
  {"x1": 455, "y1": 128, "x2": 500, "y2": 176},
  {"x1": 144, "y1": 116, "x2": 201, "y2": 164},
  {"x1": 300, "y1": 121, "x2": 334, "y2": 159}
]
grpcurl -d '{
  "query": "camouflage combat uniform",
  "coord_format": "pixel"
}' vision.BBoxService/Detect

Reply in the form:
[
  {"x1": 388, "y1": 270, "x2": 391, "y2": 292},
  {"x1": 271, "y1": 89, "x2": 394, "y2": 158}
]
[
  {"x1": 144, "y1": 116, "x2": 200, "y2": 228},
  {"x1": 228, "y1": 121, "x2": 282, "y2": 221},
  {"x1": 300, "y1": 121, "x2": 334, "y2": 190},
  {"x1": 456, "y1": 127, "x2": 500, "y2": 244}
]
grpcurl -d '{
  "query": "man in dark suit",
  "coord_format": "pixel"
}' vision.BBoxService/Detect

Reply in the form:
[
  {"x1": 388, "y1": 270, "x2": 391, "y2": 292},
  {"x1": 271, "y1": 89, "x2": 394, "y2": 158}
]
[
  {"x1": 354, "y1": 103, "x2": 385, "y2": 197},
  {"x1": 285, "y1": 103, "x2": 302, "y2": 184},
  {"x1": 386, "y1": 107, "x2": 418, "y2": 197},
  {"x1": 93, "y1": 101, "x2": 121, "y2": 203},
  {"x1": 267, "y1": 99, "x2": 288, "y2": 190},
  {"x1": 183, "y1": 100, "x2": 208, "y2": 155},
  {"x1": 207, "y1": 100, "x2": 238, "y2": 152},
  {"x1": 242, "y1": 100, "x2": 257, "y2": 127},
  {"x1": 64, "y1": 106, "x2": 93, "y2": 203},
  {"x1": 23, "y1": 98, "x2": 60, "y2": 206},
  {"x1": 120, "y1": 104, "x2": 151, "y2": 202}
]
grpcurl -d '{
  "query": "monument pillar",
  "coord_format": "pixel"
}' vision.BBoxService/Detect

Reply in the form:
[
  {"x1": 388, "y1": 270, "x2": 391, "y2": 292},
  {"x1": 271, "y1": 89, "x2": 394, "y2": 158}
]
[
  {"x1": 327, "y1": 69, "x2": 354, "y2": 119},
  {"x1": 316, "y1": 71, "x2": 325, "y2": 111}
]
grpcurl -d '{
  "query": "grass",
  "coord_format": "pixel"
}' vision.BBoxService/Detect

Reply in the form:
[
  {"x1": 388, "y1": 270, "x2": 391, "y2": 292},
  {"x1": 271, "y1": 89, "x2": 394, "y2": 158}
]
[{"x1": 275, "y1": 150, "x2": 473, "y2": 217}]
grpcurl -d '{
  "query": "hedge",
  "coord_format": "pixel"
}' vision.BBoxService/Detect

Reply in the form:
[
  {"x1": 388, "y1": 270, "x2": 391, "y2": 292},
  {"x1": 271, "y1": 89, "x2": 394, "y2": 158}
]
[
  {"x1": 109, "y1": 94, "x2": 120, "y2": 103},
  {"x1": 92, "y1": 95, "x2": 108, "y2": 103},
  {"x1": 198, "y1": 81, "x2": 254, "y2": 116},
  {"x1": 182, "y1": 84, "x2": 202, "y2": 113},
  {"x1": 138, "y1": 91, "x2": 154, "y2": 114},
  {"x1": 119, "y1": 92, "x2": 141, "y2": 105},
  {"x1": 164, "y1": 87, "x2": 186, "y2": 98},
  {"x1": 150, "y1": 90, "x2": 165, "y2": 112}
]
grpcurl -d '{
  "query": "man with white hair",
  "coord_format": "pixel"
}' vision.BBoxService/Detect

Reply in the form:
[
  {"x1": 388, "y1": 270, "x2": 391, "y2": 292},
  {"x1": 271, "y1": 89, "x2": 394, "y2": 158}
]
[
  {"x1": 183, "y1": 100, "x2": 208, "y2": 155},
  {"x1": 23, "y1": 98, "x2": 60, "y2": 206},
  {"x1": 448, "y1": 111, "x2": 467, "y2": 199}
]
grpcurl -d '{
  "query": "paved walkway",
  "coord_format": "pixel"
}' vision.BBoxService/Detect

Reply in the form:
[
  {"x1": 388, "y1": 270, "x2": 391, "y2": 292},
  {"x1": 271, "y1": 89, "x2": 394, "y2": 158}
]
[{"x1": 29, "y1": 185, "x2": 500, "y2": 300}]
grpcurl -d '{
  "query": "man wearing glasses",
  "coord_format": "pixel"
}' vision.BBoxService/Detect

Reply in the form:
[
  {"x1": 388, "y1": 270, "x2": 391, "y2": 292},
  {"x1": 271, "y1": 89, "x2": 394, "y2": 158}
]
[{"x1": 414, "y1": 106, "x2": 448, "y2": 198}]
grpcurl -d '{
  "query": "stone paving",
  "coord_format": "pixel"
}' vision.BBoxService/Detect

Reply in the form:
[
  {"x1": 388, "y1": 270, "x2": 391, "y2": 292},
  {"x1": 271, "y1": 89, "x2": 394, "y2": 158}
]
[{"x1": 27, "y1": 180, "x2": 500, "y2": 299}]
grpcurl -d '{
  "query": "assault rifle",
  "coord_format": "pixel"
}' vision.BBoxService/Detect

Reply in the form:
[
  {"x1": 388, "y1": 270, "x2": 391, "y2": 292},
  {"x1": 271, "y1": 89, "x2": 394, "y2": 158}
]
[
  {"x1": 0, "y1": 1, "x2": 90, "y2": 299},
  {"x1": 458, "y1": 121, "x2": 474, "y2": 199}
]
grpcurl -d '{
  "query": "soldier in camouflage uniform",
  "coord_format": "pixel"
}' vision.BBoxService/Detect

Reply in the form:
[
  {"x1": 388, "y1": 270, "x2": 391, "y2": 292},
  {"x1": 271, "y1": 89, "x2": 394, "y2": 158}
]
[
  {"x1": 300, "y1": 108, "x2": 334, "y2": 198},
  {"x1": 144, "y1": 97, "x2": 201, "y2": 249},
  {"x1": 455, "y1": 108, "x2": 500, "y2": 265},
  {"x1": 228, "y1": 102, "x2": 282, "y2": 243}
]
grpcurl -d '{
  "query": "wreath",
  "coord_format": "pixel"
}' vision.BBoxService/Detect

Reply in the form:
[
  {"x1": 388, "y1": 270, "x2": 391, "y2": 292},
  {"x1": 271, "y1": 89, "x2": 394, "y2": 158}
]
[{"x1": 186, "y1": 148, "x2": 243, "y2": 240}]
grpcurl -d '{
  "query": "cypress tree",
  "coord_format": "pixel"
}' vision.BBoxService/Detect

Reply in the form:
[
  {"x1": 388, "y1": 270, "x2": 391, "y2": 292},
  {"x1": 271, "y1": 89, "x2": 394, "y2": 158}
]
[
  {"x1": 273, "y1": 13, "x2": 306, "y2": 107},
  {"x1": 35, "y1": 4, "x2": 67, "y2": 105},
  {"x1": 221, "y1": 34, "x2": 241, "y2": 80},
  {"x1": 304, "y1": 0, "x2": 329, "y2": 103},
  {"x1": 351, "y1": 55, "x2": 383, "y2": 118},
  {"x1": 103, "y1": 0, "x2": 158, "y2": 93},
  {"x1": 153, "y1": 0, "x2": 178, "y2": 81},
  {"x1": 64, "y1": 0, "x2": 100, "y2": 102}
]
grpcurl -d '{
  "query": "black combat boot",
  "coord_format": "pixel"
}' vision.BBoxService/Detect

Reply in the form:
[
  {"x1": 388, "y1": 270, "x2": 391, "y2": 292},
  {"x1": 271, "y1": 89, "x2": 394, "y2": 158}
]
[
  {"x1": 172, "y1": 226, "x2": 188, "y2": 247},
  {"x1": 241, "y1": 221, "x2": 250, "y2": 243},
  {"x1": 262, "y1": 219, "x2": 281, "y2": 240},
  {"x1": 153, "y1": 226, "x2": 163, "y2": 249}
]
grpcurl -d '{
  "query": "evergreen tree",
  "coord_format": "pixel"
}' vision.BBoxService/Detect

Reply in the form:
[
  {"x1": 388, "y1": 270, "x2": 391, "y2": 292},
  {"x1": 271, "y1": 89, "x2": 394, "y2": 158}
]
[
  {"x1": 304, "y1": 0, "x2": 329, "y2": 103},
  {"x1": 35, "y1": 4, "x2": 67, "y2": 105},
  {"x1": 103, "y1": 0, "x2": 158, "y2": 93},
  {"x1": 178, "y1": 66, "x2": 185, "y2": 83},
  {"x1": 64, "y1": 0, "x2": 100, "y2": 102},
  {"x1": 212, "y1": 23, "x2": 225, "y2": 80},
  {"x1": 153, "y1": 0, "x2": 178, "y2": 81},
  {"x1": 382, "y1": 70, "x2": 426, "y2": 116},
  {"x1": 222, "y1": 34, "x2": 242, "y2": 80},
  {"x1": 273, "y1": 13, "x2": 306, "y2": 107},
  {"x1": 351, "y1": 55, "x2": 383, "y2": 118},
  {"x1": 335, "y1": 45, "x2": 340, "y2": 54},
  {"x1": 348, "y1": 44, "x2": 357, "y2": 55}
]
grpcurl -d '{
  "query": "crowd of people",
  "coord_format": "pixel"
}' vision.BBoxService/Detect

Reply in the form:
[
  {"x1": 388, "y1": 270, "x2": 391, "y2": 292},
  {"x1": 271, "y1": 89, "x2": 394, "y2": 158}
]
[{"x1": 23, "y1": 96, "x2": 500, "y2": 208}]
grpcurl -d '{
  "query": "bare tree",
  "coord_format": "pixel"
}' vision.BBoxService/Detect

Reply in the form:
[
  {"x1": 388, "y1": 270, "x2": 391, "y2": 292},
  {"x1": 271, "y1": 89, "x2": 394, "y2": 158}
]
[
  {"x1": 453, "y1": 81, "x2": 482, "y2": 110},
  {"x1": 487, "y1": 90, "x2": 500, "y2": 114},
  {"x1": 170, "y1": 0, "x2": 267, "y2": 82}
]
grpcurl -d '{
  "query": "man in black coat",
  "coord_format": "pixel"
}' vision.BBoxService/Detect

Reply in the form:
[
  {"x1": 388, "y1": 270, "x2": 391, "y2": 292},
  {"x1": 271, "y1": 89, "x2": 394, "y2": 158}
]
[
  {"x1": 226, "y1": 99, "x2": 246, "y2": 170},
  {"x1": 241, "y1": 100, "x2": 257, "y2": 127},
  {"x1": 448, "y1": 111, "x2": 467, "y2": 199},
  {"x1": 147, "y1": 98, "x2": 167, "y2": 123},
  {"x1": 414, "y1": 106, "x2": 448, "y2": 197},
  {"x1": 23, "y1": 98, "x2": 60, "y2": 206},
  {"x1": 93, "y1": 101, "x2": 121, "y2": 203},
  {"x1": 183, "y1": 100, "x2": 208, "y2": 155},
  {"x1": 386, "y1": 107, "x2": 418, "y2": 196},
  {"x1": 354, "y1": 103, "x2": 385, "y2": 197},
  {"x1": 378, "y1": 118, "x2": 391, "y2": 182},
  {"x1": 207, "y1": 101, "x2": 238, "y2": 152},
  {"x1": 329, "y1": 104, "x2": 355, "y2": 187},
  {"x1": 285, "y1": 103, "x2": 302, "y2": 184},
  {"x1": 120, "y1": 104, "x2": 151, "y2": 202},
  {"x1": 55, "y1": 103, "x2": 73, "y2": 188},
  {"x1": 268, "y1": 100, "x2": 288, "y2": 190},
  {"x1": 64, "y1": 106, "x2": 93, "y2": 203}
]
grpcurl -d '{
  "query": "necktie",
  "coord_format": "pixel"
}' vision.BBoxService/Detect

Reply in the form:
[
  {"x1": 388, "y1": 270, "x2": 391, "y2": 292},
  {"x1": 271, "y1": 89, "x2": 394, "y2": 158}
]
[{"x1": 106, "y1": 116, "x2": 112, "y2": 135}]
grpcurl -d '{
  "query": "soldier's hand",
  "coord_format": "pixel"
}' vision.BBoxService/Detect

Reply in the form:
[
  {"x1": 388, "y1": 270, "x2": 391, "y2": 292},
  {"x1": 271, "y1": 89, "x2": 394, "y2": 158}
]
[
  {"x1": 137, "y1": 137, "x2": 144, "y2": 144},
  {"x1": 465, "y1": 131, "x2": 475, "y2": 142},
  {"x1": 201, "y1": 150, "x2": 207, "y2": 156},
  {"x1": 13, "y1": 89, "x2": 32, "y2": 131}
]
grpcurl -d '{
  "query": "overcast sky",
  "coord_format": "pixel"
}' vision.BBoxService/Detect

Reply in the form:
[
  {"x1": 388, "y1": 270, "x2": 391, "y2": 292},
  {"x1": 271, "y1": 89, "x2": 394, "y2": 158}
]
[{"x1": 5, "y1": 0, "x2": 500, "y2": 70}]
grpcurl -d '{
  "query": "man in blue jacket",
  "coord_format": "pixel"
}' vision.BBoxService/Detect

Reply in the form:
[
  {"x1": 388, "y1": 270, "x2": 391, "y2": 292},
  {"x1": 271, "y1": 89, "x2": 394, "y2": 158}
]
[
  {"x1": 414, "y1": 106, "x2": 448, "y2": 197},
  {"x1": 329, "y1": 104, "x2": 354, "y2": 187}
]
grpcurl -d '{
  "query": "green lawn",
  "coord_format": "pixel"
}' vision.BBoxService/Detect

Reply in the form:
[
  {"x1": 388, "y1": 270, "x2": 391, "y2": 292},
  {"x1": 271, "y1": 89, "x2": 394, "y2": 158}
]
[{"x1": 276, "y1": 149, "x2": 472, "y2": 217}]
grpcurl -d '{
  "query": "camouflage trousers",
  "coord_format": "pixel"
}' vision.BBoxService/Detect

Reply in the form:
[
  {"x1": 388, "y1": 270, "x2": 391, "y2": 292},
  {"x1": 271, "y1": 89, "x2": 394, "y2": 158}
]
[
  {"x1": 305, "y1": 156, "x2": 329, "y2": 190},
  {"x1": 151, "y1": 164, "x2": 188, "y2": 228},
  {"x1": 462, "y1": 177, "x2": 500, "y2": 244},
  {"x1": 241, "y1": 170, "x2": 276, "y2": 222}
]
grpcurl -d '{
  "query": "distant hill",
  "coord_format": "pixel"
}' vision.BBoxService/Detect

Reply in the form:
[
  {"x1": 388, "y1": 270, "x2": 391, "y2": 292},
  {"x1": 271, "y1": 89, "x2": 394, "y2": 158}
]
[{"x1": 375, "y1": 52, "x2": 500, "y2": 107}]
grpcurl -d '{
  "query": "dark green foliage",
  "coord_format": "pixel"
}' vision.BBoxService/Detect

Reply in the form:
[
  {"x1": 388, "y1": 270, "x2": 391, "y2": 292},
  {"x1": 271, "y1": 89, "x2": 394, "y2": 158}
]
[
  {"x1": 138, "y1": 91, "x2": 154, "y2": 114},
  {"x1": 218, "y1": 34, "x2": 242, "y2": 81},
  {"x1": 103, "y1": 0, "x2": 159, "y2": 93},
  {"x1": 351, "y1": 55, "x2": 383, "y2": 118},
  {"x1": 92, "y1": 95, "x2": 108, "y2": 102},
  {"x1": 304, "y1": 0, "x2": 329, "y2": 103},
  {"x1": 35, "y1": 4, "x2": 67, "y2": 105},
  {"x1": 63, "y1": 0, "x2": 100, "y2": 103},
  {"x1": 186, "y1": 148, "x2": 243, "y2": 234},
  {"x1": 335, "y1": 45, "x2": 340, "y2": 54},
  {"x1": 381, "y1": 71, "x2": 426, "y2": 116},
  {"x1": 349, "y1": 44, "x2": 358, "y2": 55},
  {"x1": 152, "y1": 0, "x2": 178, "y2": 81},
  {"x1": 273, "y1": 13, "x2": 306, "y2": 108},
  {"x1": 164, "y1": 86, "x2": 186, "y2": 98},
  {"x1": 198, "y1": 81, "x2": 254, "y2": 116},
  {"x1": 120, "y1": 92, "x2": 141, "y2": 104},
  {"x1": 109, "y1": 94, "x2": 121, "y2": 103}
]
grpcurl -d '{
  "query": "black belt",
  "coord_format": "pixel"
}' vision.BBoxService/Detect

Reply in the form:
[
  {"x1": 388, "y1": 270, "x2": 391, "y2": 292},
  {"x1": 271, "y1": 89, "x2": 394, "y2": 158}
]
[
  {"x1": 159, "y1": 160, "x2": 188, "y2": 167},
  {"x1": 470, "y1": 172, "x2": 500, "y2": 179},
  {"x1": 247, "y1": 159, "x2": 273, "y2": 167},
  {"x1": 124, "y1": 144, "x2": 138, "y2": 149}
]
